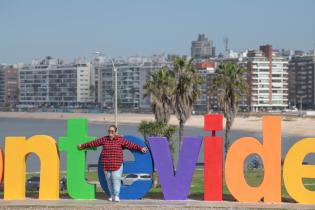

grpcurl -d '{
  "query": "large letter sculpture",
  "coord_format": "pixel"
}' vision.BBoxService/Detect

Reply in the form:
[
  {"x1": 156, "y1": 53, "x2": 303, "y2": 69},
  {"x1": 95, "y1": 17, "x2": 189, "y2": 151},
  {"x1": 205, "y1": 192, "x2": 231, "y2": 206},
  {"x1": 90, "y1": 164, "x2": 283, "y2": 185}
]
[
  {"x1": 225, "y1": 116, "x2": 281, "y2": 202},
  {"x1": 98, "y1": 135, "x2": 154, "y2": 199},
  {"x1": 283, "y1": 138, "x2": 315, "y2": 204},
  {"x1": 59, "y1": 118, "x2": 97, "y2": 199},
  {"x1": 0, "y1": 148, "x2": 3, "y2": 184},
  {"x1": 148, "y1": 136, "x2": 202, "y2": 200},
  {"x1": 4, "y1": 135, "x2": 60, "y2": 200},
  {"x1": 204, "y1": 114, "x2": 223, "y2": 201}
]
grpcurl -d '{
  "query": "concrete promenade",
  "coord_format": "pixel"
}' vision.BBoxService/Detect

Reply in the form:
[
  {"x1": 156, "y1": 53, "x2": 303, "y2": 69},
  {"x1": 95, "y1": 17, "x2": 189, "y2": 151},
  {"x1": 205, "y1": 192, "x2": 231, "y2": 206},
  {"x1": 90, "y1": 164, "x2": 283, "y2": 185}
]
[{"x1": 1, "y1": 199, "x2": 315, "y2": 210}]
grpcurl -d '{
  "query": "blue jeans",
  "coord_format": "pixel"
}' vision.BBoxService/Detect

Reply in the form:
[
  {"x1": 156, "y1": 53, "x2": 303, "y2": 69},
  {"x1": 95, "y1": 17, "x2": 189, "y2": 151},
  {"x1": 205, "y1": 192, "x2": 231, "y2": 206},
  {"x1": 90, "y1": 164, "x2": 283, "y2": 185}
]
[{"x1": 104, "y1": 164, "x2": 123, "y2": 197}]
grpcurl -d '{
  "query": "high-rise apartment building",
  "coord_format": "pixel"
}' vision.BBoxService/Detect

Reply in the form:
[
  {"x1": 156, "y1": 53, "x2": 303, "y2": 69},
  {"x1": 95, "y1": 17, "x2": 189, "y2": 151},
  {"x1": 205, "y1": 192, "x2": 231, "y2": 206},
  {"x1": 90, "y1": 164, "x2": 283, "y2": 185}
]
[
  {"x1": 97, "y1": 59, "x2": 168, "y2": 111},
  {"x1": 193, "y1": 60, "x2": 219, "y2": 113},
  {"x1": 0, "y1": 65, "x2": 19, "y2": 108},
  {"x1": 19, "y1": 57, "x2": 93, "y2": 107},
  {"x1": 246, "y1": 45, "x2": 288, "y2": 111},
  {"x1": 191, "y1": 34, "x2": 215, "y2": 59},
  {"x1": 288, "y1": 54, "x2": 315, "y2": 109},
  {"x1": 3, "y1": 65, "x2": 19, "y2": 107},
  {"x1": 0, "y1": 65, "x2": 5, "y2": 107}
]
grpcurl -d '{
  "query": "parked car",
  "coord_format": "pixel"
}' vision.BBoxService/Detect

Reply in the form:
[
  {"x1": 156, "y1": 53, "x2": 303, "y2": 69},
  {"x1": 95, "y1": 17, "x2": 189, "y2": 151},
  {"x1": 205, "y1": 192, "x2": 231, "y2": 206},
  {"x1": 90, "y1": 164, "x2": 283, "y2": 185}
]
[
  {"x1": 26, "y1": 176, "x2": 67, "y2": 191},
  {"x1": 60, "y1": 177, "x2": 67, "y2": 191},
  {"x1": 26, "y1": 176, "x2": 40, "y2": 191},
  {"x1": 121, "y1": 174, "x2": 152, "y2": 186}
]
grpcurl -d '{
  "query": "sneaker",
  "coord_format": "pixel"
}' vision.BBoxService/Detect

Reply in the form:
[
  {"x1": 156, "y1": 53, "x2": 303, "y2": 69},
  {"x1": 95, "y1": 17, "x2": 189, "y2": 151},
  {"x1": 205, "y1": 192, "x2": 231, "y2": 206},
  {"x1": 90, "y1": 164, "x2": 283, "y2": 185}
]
[
  {"x1": 108, "y1": 196, "x2": 114, "y2": 201},
  {"x1": 114, "y1": 196, "x2": 120, "y2": 202}
]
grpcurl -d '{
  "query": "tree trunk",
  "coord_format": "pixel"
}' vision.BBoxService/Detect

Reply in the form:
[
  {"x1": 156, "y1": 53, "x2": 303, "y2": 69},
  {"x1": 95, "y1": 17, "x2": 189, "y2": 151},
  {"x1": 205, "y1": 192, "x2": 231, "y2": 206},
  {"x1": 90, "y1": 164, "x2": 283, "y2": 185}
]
[
  {"x1": 145, "y1": 135, "x2": 159, "y2": 188},
  {"x1": 224, "y1": 119, "x2": 231, "y2": 158},
  {"x1": 153, "y1": 173, "x2": 159, "y2": 188},
  {"x1": 179, "y1": 119, "x2": 184, "y2": 152}
]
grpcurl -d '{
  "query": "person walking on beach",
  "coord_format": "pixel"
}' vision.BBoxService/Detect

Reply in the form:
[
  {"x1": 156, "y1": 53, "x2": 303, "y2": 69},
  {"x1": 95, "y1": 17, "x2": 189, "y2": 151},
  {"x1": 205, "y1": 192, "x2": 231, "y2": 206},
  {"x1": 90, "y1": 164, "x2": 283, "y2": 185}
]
[{"x1": 78, "y1": 124, "x2": 148, "y2": 202}]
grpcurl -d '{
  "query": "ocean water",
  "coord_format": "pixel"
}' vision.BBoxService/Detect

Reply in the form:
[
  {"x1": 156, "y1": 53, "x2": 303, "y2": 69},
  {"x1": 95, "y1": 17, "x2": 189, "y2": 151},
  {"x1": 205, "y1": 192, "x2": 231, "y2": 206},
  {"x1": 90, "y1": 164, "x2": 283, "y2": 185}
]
[{"x1": 0, "y1": 118, "x2": 311, "y2": 172}]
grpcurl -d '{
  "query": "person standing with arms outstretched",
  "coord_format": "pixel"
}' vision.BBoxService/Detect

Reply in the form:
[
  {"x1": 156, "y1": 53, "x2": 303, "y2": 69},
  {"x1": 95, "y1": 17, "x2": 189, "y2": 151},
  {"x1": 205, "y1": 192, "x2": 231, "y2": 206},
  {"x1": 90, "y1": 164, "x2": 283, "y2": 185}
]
[{"x1": 78, "y1": 124, "x2": 148, "y2": 202}]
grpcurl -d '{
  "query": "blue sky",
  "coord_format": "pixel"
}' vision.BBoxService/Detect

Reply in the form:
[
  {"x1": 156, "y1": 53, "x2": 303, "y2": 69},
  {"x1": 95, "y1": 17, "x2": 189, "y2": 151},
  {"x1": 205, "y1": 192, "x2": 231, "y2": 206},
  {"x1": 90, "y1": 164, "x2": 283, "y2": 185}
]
[{"x1": 0, "y1": 0, "x2": 314, "y2": 63}]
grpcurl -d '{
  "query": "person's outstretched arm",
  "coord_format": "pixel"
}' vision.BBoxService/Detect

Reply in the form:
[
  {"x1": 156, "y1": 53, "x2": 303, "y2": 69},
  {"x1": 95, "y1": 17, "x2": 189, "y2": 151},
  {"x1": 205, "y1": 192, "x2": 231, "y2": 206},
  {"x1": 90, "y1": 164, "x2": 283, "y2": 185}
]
[
  {"x1": 120, "y1": 138, "x2": 148, "y2": 153},
  {"x1": 78, "y1": 137, "x2": 105, "y2": 149}
]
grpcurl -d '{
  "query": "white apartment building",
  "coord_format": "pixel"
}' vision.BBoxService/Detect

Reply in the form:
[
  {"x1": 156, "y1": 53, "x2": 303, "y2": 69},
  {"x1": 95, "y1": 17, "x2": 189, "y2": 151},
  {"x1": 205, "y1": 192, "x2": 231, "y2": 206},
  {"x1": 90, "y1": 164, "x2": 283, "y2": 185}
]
[
  {"x1": 93, "y1": 55, "x2": 169, "y2": 111},
  {"x1": 246, "y1": 45, "x2": 288, "y2": 111},
  {"x1": 75, "y1": 59, "x2": 93, "y2": 103},
  {"x1": 19, "y1": 57, "x2": 93, "y2": 107}
]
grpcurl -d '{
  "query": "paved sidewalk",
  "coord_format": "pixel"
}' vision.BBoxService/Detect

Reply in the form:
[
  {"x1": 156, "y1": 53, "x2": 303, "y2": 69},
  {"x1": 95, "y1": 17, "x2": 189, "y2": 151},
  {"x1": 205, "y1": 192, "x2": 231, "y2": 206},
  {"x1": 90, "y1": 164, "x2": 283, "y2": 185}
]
[{"x1": 1, "y1": 199, "x2": 315, "y2": 210}]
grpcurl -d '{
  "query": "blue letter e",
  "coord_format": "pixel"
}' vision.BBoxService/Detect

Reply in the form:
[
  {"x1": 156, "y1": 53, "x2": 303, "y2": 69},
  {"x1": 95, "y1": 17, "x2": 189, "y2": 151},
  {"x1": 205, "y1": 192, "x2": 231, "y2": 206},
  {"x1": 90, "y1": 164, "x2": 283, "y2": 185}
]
[{"x1": 98, "y1": 135, "x2": 153, "y2": 199}]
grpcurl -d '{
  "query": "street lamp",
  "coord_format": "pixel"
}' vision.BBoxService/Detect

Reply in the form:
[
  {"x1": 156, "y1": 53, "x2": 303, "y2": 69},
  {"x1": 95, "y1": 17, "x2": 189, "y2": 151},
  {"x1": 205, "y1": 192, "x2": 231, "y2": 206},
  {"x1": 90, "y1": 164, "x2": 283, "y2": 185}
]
[
  {"x1": 297, "y1": 95, "x2": 306, "y2": 117},
  {"x1": 108, "y1": 58, "x2": 118, "y2": 128},
  {"x1": 93, "y1": 52, "x2": 118, "y2": 127}
]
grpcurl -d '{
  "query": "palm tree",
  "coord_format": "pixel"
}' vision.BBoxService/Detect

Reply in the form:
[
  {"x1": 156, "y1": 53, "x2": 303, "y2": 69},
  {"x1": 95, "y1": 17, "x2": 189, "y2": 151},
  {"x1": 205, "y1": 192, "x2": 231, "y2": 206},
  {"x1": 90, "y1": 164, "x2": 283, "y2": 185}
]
[
  {"x1": 143, "y1": 66, "x2": 175, "y2": 123},
  {"x1": 211, "y1": 62, "x2": 248, "y2": 154},
  {"x1": 138, "y1": 120, "x2": 177, "y2": 188},
  {"x1": 143, "y1": 67, "x2": 176, "y2": 188},
  {"x1": 138, "y1": 120, "x2": 177, "y2": 154},
  {"x1": 173, "y1": 56, "x2": 203, "y2": 148}
]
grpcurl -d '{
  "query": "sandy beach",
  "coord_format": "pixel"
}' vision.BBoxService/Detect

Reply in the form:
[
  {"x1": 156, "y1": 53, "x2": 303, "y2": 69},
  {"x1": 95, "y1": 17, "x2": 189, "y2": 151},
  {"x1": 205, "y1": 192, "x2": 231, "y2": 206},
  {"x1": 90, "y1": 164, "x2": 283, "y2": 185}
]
[{"x1": 0, "y1": 111, "x2": 315, "y2": 137}]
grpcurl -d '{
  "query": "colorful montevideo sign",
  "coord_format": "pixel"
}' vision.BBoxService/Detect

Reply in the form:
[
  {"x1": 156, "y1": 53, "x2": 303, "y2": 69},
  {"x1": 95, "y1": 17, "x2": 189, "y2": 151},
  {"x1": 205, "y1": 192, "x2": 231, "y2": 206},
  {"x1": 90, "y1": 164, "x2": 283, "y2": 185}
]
[{"x1": 0, "y1": 115, "x2": 314, "y2": 204}]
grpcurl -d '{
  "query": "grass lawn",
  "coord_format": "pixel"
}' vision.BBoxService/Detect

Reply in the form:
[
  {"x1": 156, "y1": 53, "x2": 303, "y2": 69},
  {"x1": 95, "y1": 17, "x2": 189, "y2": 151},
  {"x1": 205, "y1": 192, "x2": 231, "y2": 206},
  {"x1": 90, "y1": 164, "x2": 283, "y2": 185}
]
[{"x1": 14, "y1": 169, "x2": 314, "y2": 202}]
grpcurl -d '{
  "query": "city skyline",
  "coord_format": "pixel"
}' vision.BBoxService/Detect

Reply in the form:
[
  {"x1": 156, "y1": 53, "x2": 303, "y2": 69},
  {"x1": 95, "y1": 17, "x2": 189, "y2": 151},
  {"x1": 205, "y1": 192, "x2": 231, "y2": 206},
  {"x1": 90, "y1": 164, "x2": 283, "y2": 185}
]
[
  {"x1": 1, "y1": 43, "x2": 315, "y2": 113},
  {"x1": 1, "y1": 0, "x2": 315, "y2": 64}
]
